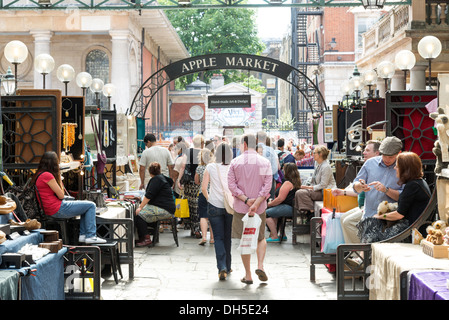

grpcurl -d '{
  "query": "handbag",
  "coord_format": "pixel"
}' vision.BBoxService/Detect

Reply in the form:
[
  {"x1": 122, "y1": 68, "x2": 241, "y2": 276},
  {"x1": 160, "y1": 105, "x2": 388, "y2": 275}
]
[
  {"x1": 175, "y1": 191, "x2": 190, "y2": 218},
  {"x1": 323, "y1": 208, "x2": 345, "y2": 254},
  {"x1": 91, "y1": 114, "x2": 107, "y2": 174},
  {"x1": 215, "y1": 164, "x2": 235, "y2": 215},
  {"x1": 237, "y1": 213, "x2": 261, "y2": 254},
  {"x1": 180, "y1": 150, "x2": 194, "y2": 185}
]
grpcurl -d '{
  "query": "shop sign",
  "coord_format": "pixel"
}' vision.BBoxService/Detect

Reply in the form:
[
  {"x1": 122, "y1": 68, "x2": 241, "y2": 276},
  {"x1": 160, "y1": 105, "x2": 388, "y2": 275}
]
[{"x1": 208, "y1": 95, "x2": 251, "y2": 109}]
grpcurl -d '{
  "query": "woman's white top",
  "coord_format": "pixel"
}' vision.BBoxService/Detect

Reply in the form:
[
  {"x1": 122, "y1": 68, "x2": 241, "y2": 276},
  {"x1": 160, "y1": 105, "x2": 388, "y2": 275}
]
[{"x1": 205, "y1": 162, "x2": 230, "y2": 209}]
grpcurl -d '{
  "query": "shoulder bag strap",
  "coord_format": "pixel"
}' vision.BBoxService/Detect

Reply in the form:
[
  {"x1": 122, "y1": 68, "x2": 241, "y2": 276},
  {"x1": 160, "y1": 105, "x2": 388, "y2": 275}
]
[
  {"x1": 215, "y1": 164, "x2": 229, "y2": 196},
  {"x1": 414, "y1": 180, "x2": 431, "y2": 198},
  {"x1": 34, "y1": 172, "x2": 46, "y2": 215}
]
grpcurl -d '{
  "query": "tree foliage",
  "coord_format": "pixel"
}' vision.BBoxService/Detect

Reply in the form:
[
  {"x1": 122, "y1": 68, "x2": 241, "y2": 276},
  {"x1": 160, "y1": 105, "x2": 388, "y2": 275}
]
[{"x1": 162, "y1": 5, "x2": 266, "y2": 89}]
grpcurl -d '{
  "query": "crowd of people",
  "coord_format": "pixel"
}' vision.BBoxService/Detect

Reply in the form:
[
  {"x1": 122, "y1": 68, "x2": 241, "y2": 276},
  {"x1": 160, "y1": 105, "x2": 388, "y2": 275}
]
[
  {"x1": 135, "y1": 131, "x2": 322, "y2": 282},
  {"x1": 31, "y1": 129, "x2": 433, "y2": 283}
]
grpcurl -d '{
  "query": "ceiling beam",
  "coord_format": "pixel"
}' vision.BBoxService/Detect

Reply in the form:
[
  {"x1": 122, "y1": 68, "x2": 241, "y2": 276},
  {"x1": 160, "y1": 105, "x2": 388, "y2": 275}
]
[{"x1": 0, "y1": 0, "x2": 411, "y2": 10}]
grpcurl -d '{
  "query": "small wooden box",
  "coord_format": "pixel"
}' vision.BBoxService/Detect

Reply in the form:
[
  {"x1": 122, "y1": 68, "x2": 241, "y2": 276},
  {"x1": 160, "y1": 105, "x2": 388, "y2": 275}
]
[
  {"x1": 39, "y1": 240, "x2": 62, "y2": 253},
  {"x1": 40, "y1": 230, "x2": 59, "y2": 242},
  {"x1": 422, "y1": 240, "x2": 449, "y2": 258}
]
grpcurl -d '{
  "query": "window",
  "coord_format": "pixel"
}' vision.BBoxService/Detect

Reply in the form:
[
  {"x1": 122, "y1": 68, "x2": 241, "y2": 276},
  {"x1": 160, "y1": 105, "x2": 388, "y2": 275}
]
[{"x1": 85, "y1": 49, "x2": 110, "y2": 107}]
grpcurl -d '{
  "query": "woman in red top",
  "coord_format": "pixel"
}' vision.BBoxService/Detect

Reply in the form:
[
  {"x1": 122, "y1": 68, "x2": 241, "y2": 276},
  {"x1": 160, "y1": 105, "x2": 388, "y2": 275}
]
[{"x1": 33, "y1": 151, "x2": 106, "y2": 244}]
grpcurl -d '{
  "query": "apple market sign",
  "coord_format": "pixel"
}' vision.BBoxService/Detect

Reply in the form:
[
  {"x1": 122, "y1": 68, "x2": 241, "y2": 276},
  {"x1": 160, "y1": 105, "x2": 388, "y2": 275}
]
[{"x1": 164, "y1": 53, "x2": 294, "y2": 81}]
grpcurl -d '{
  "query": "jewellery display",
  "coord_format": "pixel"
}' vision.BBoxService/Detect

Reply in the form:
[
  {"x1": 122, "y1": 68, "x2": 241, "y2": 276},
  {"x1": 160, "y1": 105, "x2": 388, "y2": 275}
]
[
  {"x1": 62, "y1": 98, "x2": 73, "y2": 118},
  {"x1": 62, "y1": 122, "x2": 78, "y2": 152}
]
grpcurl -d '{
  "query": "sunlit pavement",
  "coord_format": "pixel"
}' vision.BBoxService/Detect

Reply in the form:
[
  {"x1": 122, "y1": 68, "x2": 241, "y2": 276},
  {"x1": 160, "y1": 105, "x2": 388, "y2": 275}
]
[{"x1": 100, "y1": 223, "x2": 337, "y2": 301}]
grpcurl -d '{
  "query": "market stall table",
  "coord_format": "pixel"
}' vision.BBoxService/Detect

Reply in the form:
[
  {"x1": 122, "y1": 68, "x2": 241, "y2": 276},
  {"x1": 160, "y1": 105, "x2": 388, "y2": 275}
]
[
  {"x1": 408, "y1": 270, "x2": 449, "y2": 300},
  {"x1": 370, "y1": 243, "x2": 449, "y2": 300},
  {"x1": 0, "y1": 230, "x2": 67, "y2": 300},
  {"x1": 0, "y1": 270, "x2": 20, "y2": 300}
]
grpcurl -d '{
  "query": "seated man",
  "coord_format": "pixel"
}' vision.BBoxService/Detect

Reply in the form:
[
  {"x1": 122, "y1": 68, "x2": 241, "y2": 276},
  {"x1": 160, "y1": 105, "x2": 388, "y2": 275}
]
[
  {"x1": 342, "y1": 137, "x2": 404, "y2": 244},
  {"x1": 332, "y1": 140, "x2": 380, "y2": 243}
]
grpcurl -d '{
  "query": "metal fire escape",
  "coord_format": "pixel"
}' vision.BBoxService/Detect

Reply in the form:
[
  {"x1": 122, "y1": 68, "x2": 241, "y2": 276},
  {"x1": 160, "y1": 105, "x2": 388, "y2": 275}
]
[{"x1": 292, "y1": 4, "x2": 323, "y2": 142}]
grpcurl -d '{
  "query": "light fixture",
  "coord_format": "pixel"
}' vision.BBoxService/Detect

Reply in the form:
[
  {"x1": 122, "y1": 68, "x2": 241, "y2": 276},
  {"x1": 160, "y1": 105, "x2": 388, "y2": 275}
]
[
  {"x1": 418, "y1": 35, "x2": 442, "y2": 90},
  {"x1": 178, "y1": 0, "x2": 191, "y2": 5},
  {"x1": 57, "y1": 64, "x2": 75, "y2": 96},
  {"x1": 350, "y1": 75, "x2": 364, "y2": 108},
  {"x1": 4, "y1": 40, "x2": 29, "y2": 93},
  {"x1": 102, "y1": 83, "x2": 116, "y2": 109},
  {"x1": 340, "y1": 80, "x2": 353, "y2": 108},
  {"x1": 361, "y1": 0, "x2": 386, "y2": 9},
  {"x1": 76, "y1": 72, "x2": 92, "y2": 96},
  {"x1": 34, "y1": 53, "x2": 55, "y2": 89},
  {"x1": 362, "y1": 70, "x2": 377, "y2": 97},
  {"x1": 394, "y1": 50, "x2": 416, "y2": 89},
  {"x1": 329, "y1": 38, "x2": 337, "y2": 51},
  {"x1": 90, "y1": 78, "x2": 104, "y2": 107},
  {"x1": 377, "y1": 61, "x2": 395, "y2": 92},
  {"x1": 2, "y1": 67, "x2": 15, "y2": 96},
  {"x1": 38, "y1": 0, "x2": 52, "y2": 6}
]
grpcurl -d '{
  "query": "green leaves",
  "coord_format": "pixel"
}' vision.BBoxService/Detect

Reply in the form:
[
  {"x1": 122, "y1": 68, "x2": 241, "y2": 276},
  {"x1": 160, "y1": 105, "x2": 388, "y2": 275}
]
[{"x1": 163, "y1": 5, "x2": 265, "y2": 89}]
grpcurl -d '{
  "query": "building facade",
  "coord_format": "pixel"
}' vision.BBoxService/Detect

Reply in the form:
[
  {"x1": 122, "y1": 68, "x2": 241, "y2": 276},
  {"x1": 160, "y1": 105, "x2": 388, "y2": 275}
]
[{"x1": 0, "y1": 8, "x2": 189, "y2": 126}]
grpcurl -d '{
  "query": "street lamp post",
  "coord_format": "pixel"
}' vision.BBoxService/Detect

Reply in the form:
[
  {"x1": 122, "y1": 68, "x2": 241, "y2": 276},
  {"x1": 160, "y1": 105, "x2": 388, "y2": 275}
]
[
  {"x1": 57, "y1": 64, "x2": 75, "y2": 96},
  {"x1": 377, "y1": 61, "x2": 395, "y2": 94},
  {"x1": 4, "y1": 40, "x2": 28, "y2": 94},
  {"x1": 102, "y1": 83, "x2": 116, "y2": 110},
  {"x1": 362, "y1": 70, "x2": 378, "y2": 98},
  {"x1": 34, "y1": 53, "x2": 55, "y2": 89},
  {"x1": 76, "y1": 72, "x2": 93, "y2": 97},
  {"x1": 395, "y1": 50, "x2": 416, "y2": 89},
  {"x1": 418, "y1": 35, "x2": 442, "y2": 90}
]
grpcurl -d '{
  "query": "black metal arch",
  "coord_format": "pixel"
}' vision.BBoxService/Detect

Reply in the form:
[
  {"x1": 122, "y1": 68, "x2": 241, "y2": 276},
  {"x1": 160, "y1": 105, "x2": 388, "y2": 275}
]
[{"x1": 128, "y1": 53, "x2": 327, "y2": 118}]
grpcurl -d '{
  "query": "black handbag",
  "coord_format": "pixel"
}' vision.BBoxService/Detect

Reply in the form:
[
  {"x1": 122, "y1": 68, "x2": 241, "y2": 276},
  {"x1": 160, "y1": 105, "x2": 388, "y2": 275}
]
[{"x1": 180, "y1": 149, "x2": 194, "y2": 184}]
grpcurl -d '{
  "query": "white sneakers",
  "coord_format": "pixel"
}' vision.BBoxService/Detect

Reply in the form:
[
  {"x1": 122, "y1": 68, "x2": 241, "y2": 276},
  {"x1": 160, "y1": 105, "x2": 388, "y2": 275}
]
[{"x1": 78, "y1": 235, "x2": 107, "y2": 244}]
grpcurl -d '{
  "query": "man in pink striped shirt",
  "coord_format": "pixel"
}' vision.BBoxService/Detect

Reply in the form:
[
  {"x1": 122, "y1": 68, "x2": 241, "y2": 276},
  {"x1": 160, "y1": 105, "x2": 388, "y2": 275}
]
[{"x1": 228, "y1": 133, "x2": 272, "y2": 284}]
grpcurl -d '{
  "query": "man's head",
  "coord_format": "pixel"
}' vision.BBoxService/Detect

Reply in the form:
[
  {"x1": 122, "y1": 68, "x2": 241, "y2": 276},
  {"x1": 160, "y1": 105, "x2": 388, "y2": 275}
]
[
  {"x1": 256, "y1": 131, "x2": 267, "y2": 146},
  {"x1": 144, "y1": 133, "x2": 156, "y2": 147},
  {"x1": 379, "y1": 136, "x2": 402, "y2": 166},
  {"x1": 241, "y1": 133, "x2": 257, "y2": 150},
  {"x1": 363, "y1": 140, "x2": 381, "y2": 160},
  {"x1": 277, "y1": 138, "x2": 285, "y2": 150}
]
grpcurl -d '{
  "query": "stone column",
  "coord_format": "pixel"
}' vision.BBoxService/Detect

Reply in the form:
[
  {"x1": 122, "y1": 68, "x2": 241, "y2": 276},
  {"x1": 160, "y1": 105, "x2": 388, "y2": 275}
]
[
  {"x1": 391, "y1": 70, "x2": 406, "y2": 91},
  {"x1": 110, "y1": 30, "x2": 130, "y2": 112},
  {"x1": 410, "y1": 62, "x2": 427, "y2": 90},
  {"x1": 30, "y1": 30, "x2": 53, "y2": 89}
]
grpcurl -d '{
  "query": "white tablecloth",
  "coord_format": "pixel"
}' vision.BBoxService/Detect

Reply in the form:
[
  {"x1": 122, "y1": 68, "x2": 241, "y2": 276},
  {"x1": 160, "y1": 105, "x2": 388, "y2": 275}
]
[{"x1": 370, "y1": 243, "x2": 449, "y2": 300}]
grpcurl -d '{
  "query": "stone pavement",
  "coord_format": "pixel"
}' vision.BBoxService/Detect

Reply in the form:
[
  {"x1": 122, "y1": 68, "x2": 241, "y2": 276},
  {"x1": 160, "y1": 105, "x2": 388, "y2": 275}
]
[{"x1": 100, "y1": 223, "x2": 337, "y2": 300}]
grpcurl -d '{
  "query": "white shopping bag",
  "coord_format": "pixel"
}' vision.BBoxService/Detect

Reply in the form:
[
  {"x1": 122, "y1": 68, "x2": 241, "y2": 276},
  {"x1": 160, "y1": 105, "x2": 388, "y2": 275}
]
[{"x1": 237, "y1": 213, "x2": 262, "y2": 255}]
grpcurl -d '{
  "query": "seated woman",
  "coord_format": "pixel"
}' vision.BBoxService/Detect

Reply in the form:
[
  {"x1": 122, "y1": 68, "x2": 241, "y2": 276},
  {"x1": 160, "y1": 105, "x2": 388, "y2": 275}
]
[
  {"x1": 266, "y1": 163, "x2": 302, "y2": 242},
  {"x1": 295, "y1": 145, "x2": 336, "y2": 214},
  {"x1": 33, "y1": 151, "x2": 106, "y2": 244},
  {"x1": 135, "y1": 162, "x2": 176, "y2": 247},
  {"x1": 357, "y1": 152, "x2": 431, "y2": 243}
]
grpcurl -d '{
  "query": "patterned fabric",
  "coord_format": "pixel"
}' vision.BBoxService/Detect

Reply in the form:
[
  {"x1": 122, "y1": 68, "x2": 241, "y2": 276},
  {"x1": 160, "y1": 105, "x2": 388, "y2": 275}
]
[
  {"x1": 183, "y1": 181, "x2": 201, "y2": 234},
  {"x1": 357, "y1": 217, "x2": 410, "y2": 243},
  {"x1": 139, "y1": 204, "x2": 173, "y2": 224}
]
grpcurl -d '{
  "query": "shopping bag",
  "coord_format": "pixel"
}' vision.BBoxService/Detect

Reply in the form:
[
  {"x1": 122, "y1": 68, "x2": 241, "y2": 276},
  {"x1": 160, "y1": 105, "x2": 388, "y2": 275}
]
[
  {"x1": 323, "y1": 209, "x2": 345, "y2": 254},
  {"x1": 175, "y1": 198, "x2": 190, "y2": 218},
  {"x1": 237, "y1": 213, "x2": 262, "y2": 255}
]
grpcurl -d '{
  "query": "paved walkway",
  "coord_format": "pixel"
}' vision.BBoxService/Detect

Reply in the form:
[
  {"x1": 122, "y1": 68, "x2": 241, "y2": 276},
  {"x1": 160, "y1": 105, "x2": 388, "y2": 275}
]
[{"x1": 100, "y1": 224, "x2": 337, "y2": 300}]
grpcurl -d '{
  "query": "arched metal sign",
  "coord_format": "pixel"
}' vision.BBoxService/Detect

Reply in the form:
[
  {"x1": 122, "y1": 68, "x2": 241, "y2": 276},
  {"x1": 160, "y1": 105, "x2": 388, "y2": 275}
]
[{"x1": 128, "y1": 53, "x2": 327, "y2": 117}]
